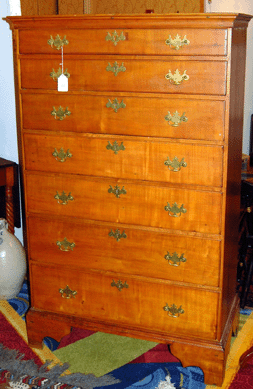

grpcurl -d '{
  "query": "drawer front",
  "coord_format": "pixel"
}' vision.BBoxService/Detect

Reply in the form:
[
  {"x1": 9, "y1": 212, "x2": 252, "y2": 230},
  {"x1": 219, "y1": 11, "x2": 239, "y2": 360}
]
[
  {"x1": 19, "y1": 29, "x2": 227, "y2": 56},
  {"x1": 25, "y1": 172, "x2": 222, "y2": 234},
  {"x1": 24, "y1": 133, "x2": 224, "y2": 188},
  {"x1": 20, "y1": 58, "x2": 227, "y2": 95},
  {"x1": 30, "y1": 263, "x2": 218, "y2": 340},
  {"x1": 28, "y1": 216, "x2": 221, "y2": 287},
  {"x1": 22, "y1": 93, "x2": 225, "y2": 141}
]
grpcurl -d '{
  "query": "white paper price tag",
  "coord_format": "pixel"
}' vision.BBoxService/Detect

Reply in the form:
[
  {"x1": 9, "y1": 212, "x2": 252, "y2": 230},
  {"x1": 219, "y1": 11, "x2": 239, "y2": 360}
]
[{"x1": 58, "y1": 74, "x2": 68, "y2": 92}]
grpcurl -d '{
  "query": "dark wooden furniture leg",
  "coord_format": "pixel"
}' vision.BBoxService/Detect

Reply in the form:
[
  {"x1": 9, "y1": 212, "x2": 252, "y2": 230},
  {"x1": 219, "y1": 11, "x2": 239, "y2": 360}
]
[{"x1": 0, "y1": 158, "x2": 20, "y2": 234}]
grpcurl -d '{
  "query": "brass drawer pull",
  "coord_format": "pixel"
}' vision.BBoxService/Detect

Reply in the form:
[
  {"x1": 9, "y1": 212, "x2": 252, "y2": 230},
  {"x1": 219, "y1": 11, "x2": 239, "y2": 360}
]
[
  {"x1": 52, "y1": 148, "x2": 72, "y2": 163},
  {"x1": 111, "y1": 279, "x2": 129, "y2": 291},
  {"x1": 109, "y1": 229, "x2": 127, "y2": 241},
  {"x1": 165, "y1": 69, "x2": 189, "y2": 85},
  {"x1": 54, "y1": 191, "x2": 74, "y2": 205},
  {"x1": 106, "y1": 141, "x2": 125, "y2": 154},
  {"x1": 51, "y1": 106, "x2": 71, "y2": 120},
  {"x1": 164, "y1": 157, "x2": 187, "y2": 172},
  {"x1": 48, "y1": 35, "x2": 69, "y2": 50},
  {"x1": 165, "y1": 111, "x2": 188, "y2": 127},
  {"x1": 105, "y1": 30, "x2": 126, "y2": 46},
  {"x1": 165, "y1": 202, "x2": 187, "y2": 217},
  {"x1": 56, "y1": 237, "x2": 75, "y2": 251},
  {"x1": 165, "y1": 34, "x2": 190, "y2": 50},
  {"x1": 106, "y1": 98, "x2": 126, "y2": 112},
  {"x1": 163, "y1": 303, "x2": 184, "y2": 318},
  {"x1": 164, "y1": 252, "x2": 187, "y2": 266},
  {"x1": 106, "y1": 62, "x2": 126, "y2": 76},
  {"x1": 50, "y1": 68, "x2": 70, "y2": 81},
  {"x1": 108, "y1": 185, "x2": 127, "y2": 198},
  {"x1": 59, "y1": 285, "x2": 77, "y2": 299}
]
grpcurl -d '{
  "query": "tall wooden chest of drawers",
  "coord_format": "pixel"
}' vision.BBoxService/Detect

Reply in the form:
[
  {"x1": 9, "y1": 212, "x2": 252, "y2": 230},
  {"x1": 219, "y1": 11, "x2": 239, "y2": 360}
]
[{"x1": 5, "y1": 13, "x2": 252, "y2": 385}]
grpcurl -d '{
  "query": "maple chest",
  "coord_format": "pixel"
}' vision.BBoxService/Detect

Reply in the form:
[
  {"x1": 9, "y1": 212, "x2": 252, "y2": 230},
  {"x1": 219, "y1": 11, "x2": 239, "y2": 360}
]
[{"x1": 5, "y1": 13, "x2": 252, "y2": 385}]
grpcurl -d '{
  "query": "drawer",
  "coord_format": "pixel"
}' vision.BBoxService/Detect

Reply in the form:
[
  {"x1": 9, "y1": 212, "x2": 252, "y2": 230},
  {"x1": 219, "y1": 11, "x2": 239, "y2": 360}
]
[
  {"x1": 30, "y1": 263, "x2": 218, "y2": 340},
  {"x1": 28, "y1": 216, "x2": 221, "y2": 287},
  {"x1": 21, "y1": 93, "x2": 225, "y2": 141},
  {"x1": 19, "y1": 29, "x2": 227, "y2": 56},
  {"x1": 24, "y1": 132, "x2": 223, "y2": 188},
  {"x1": 20, "y1": 58, "x2": 227, "y2": 95},
  {"x1": 25, "y1": 172, "x2": 222, "y2": 234}
]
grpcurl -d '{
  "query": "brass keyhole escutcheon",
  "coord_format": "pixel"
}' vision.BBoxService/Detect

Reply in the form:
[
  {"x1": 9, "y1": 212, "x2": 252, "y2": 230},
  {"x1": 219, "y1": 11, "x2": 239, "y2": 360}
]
[
  {"x1": 48, "y1": 35, "x2": 69, "y2": 50},
  {"x1": 164, "y1": 202, "x2": 187, "y2": 217},
  {"x1": 50, "y1": 68, "x2": 70, "y2": 81},
  {"x1": 165, "y1": 111, "x2": 188, "y2": 127},
  {"x1": 165, "y1": 34, "x2": 190, "y2": 50},
  {"x1": 164, "y1": 157, "x2": 187, "y2": 172},
  {"x1": 108, "y1": 185, "x2": 127, "y2": 198},
  {"x1": 164, "y1": 252, "x2": 187, "y2": 266},
  {"x1": 54, "y1": 191, "x2": 74, "y2": 205},
  {"x1": 106, "y1": 99, "x2": 126, "y2": 113},
  {"x1": 106, "y1": 62, "x2": 126, "y2": 76},
  {"x1": 51, "y1": 106, "x2": 71, "y2": 121},
  {"x1": 105, "y1": 31, "x2": 126, "y2": 46},
  {"x1": 165, "y1": 69, "x2": 189, "y2": 85},
  {"x1": 111, "y1": 279, "x2": 129, "y2": 291},
  {"x1": 106, "y1": 141, "x2": 125, "y2": 154},
  {"x1": 109, "y1": 229, "x2": 127, "y2": 241},
  {"x1": 59, "y1": 285, "x2": 77, "y2": 299},
  {"x1": 56, "y1": 237, "x2": 75, "y2": 252},
  {"x1": 52, "y1": 148, "x2": 72, "y2": 163},
  {"x1": 163, "y1": 303, "x2": 184, "y2": 318}
]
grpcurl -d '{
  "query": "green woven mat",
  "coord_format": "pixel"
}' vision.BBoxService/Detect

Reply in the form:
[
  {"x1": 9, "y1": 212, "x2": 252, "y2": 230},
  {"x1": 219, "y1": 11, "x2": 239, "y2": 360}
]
[{"x1": 53, "y1": 331, "x2": 158, "y2": 377}]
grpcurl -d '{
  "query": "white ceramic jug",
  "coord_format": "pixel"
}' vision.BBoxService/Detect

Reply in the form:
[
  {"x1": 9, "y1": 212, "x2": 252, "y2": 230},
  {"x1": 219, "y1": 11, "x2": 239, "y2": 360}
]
[{"x1": 0, "y1": 218, "x2": 26, "y2": 300}]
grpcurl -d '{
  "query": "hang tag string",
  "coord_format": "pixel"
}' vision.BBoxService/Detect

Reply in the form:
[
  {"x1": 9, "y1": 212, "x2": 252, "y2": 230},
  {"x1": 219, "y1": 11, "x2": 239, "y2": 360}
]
[
  {"x1": 60, "y1": 46, "x2": 64, "y2": 74},
  {"x1": 57, "y1": 46, "x2": 68, "y2": 92}
]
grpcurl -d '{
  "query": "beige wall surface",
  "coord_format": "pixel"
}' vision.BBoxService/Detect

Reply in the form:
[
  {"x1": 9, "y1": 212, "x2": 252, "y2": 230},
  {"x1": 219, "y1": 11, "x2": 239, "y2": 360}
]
[
  {"x1": 205, "y1": 0, "x2": 253, "y2": 155},
  {"x1": 91, "y1": 0, "x2": 202, "y2": 15},
  {"x1": 20, "y1": 0, "x2": 203, "y2": 15}
]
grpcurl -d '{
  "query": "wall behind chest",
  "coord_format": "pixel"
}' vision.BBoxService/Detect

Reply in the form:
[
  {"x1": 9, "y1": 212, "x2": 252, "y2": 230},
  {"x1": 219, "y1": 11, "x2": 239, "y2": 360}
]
[
  {"x1": 89, "y1": 0, "x2": 203, "y2": 14},
  {"x1": 19, "y1": 0, "x2": 203, "y2": 15},
  {"x1": 205, "y1": 0, "x2": 253, "y2": 161},
  {"x1": 0, "y1": 0, "x2": 23, "y2": 242}
]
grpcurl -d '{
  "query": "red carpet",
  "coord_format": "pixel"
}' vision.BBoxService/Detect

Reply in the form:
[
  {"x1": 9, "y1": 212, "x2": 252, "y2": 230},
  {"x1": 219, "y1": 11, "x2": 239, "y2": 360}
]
[
  {"x1": 0, "y1": 311, "x2": 42, "y2": 366},
  {"x1": 229, "y1": 357, "x2": 253, "y2": 388}
]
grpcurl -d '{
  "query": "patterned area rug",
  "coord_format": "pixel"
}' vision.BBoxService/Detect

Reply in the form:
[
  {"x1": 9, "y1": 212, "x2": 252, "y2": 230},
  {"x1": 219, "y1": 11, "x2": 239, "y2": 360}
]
[{"x1": 1, "y1": 280, "x2": 253, "y2": 388}]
